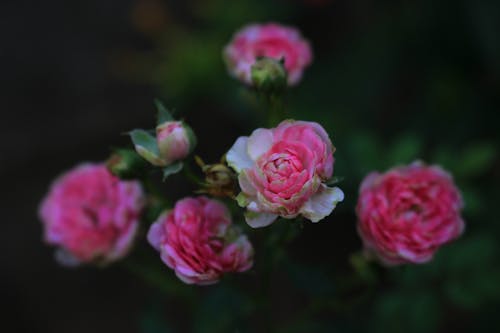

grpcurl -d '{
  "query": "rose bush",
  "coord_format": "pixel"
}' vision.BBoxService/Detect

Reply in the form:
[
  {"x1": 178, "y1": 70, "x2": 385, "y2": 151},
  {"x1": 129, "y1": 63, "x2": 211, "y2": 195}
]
[
  {"x1": 39, "y1": 163, "x2": 145, "y2": 265},
  {"x1": 356, "y1": 162, "x2": 465, "y2": 265},
  {"x1": 223, "y1": 23, "x2": 312, "y2": 86},
  {"x1": 226, "y1": 120, "x2": 344, "y2": 227},
  {"x1": 147, "y1": 196, "x2": 254, "y2": 285}
]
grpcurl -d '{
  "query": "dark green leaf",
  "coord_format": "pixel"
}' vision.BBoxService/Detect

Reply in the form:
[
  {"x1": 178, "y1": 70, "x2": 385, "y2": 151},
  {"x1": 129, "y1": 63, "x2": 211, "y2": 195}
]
[
  {"x1": 162, "y1": 162, "x2": 183, "y2": 180},
  {"x1": 129, "y1": 129, "x2": 160, "y2": 156},
  {"x1": 155, "y1": 99, "x2": 174, "y2": 125}
]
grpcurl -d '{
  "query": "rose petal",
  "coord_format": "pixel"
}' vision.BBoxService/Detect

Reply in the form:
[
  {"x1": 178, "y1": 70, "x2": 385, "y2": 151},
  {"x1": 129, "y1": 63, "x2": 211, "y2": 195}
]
[
  {"x1": 226, "y1": 137, "x2": 253, "y2": 172},
  {"x1": 244, "y1": 211, "x2": 278, "y2": 228},
  {"x1": 147, "y1": 220, "x2": 165, "y2": 251},
  {"x1": 247, "y1": 128, "x2": 274, "y2": 161},
  {"x1": 300, "y1": 185, "x2": 344, "y2": 222}
]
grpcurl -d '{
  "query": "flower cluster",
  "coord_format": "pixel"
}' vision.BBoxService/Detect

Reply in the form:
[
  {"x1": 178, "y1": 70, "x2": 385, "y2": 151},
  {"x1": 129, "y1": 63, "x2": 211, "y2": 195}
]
[{"x1": 38, "y1": 22, "x2": 465, "y2": 290}]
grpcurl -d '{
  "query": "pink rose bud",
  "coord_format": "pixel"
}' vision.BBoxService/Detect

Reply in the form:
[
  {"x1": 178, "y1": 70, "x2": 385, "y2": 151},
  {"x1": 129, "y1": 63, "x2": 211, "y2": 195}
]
[
  {"x1": 356, "y1": 162, "x2": 465, "y2": 266},
  {"x1": 226, "y1": 120, "x2": 344, "y2": 228},
  {"x1": 38, "y1": 163, "x2": 145, "y2": 266},
  {"x1": 156, "y1": 121, "x2": 196, "y2": 165},
  {"x1": 147, "y1": 196, "x2": 254, "y2": 285},
  {"x1": 223, "y1": 23, "x2": 313, "y2": 86}
]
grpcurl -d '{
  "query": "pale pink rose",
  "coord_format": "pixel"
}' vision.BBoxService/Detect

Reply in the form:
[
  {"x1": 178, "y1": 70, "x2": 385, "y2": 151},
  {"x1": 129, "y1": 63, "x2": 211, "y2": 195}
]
[
  {"x1": 223, "y1": 23, "x2": 313, "y2": 86},
  {"x1": 226, "y1": 120, "x2": 344, "y2": 228},
  {"x1": 147, "y1": 196, "x2": 254, "y2": 285},
  {"x1": 356, "y1": 162, "x2": 465, "y2": 265},
  {"x1": 156, "y1": 121, "x2": 196, "y2": 165},
  {"x1": 39, "y1": 163, "x2": 145, "y2": 266}
]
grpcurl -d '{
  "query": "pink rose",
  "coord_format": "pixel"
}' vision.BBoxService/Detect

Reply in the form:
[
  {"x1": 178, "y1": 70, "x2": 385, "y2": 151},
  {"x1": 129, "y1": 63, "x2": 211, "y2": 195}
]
[
  {"x1": 226, "y1": 120, "x2": 344, "y2": 228},
  {"x1": 39, "y1": 163, "x2": 145, "y2": 266},
  {"x1": 356, "y1": 162, "x2": 465, "y2": 265},
  {"x1": 223, "y1": 23, "x2": 313, "y2": 86},
  {"x1": 147, "y1": 197, "x2": 254, "y2": 285}
]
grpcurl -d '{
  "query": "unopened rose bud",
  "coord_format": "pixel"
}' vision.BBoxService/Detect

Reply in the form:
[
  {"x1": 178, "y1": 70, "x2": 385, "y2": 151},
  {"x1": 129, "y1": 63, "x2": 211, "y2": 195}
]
[
  {"x1": 251, "y1": 57, "x2": 287, "y2": 93},
  {"x1": 195, "y1": 156, "x2": 236, "y2": 198},
  {"x1": 156, "y1": 121, "x2": 197, "y2": 165},
  {"x1": 106, "y1": 149, "x2": 147, "y2": 179}
]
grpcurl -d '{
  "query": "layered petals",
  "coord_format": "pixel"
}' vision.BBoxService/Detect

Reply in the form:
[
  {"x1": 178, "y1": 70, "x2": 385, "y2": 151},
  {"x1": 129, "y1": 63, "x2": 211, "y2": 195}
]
[
  {"x1": 39, "y1": 163, "x2": 145, "y2": 265},
  {"x1": 356, "y1": 162, "x2": 465, "y2": 265},
  {"x1": 227, "y1": 120, "x2": 343, "y2": 227},
  {"x1": 147, "y1": 197, "x2": 254, "y2": 285}
]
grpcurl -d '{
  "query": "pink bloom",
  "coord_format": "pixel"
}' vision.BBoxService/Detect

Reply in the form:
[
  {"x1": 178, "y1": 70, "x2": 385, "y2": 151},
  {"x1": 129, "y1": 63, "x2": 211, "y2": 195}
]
[
  {"x1": 223, "y1": 23, "x2": 313, "y2": 86},
  {"x1": 226, "y1": 120, "x2": 344, "y2": 228},
  {"x1": 147, "y1": 197, "x2": 254, "y2": 285},
  {"x1": 356, "y1": 162, "x2": 465, "y2": 265},
  {"x1": 39, "y1": 163, "x2": 145, "y2": 266}
]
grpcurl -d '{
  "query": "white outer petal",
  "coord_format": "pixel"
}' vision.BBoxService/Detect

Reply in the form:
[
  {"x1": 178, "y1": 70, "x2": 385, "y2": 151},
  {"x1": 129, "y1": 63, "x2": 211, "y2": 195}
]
[
  {"x1": 247, "y1": 128, "x2": 274, "y2": 161},
  {"x1": 245, "y1": 211, "x2": 278, "y2": 228},
  {"x1": 226, "y1": 136, "x2": 253, "y2": 172},
  {"x1": 300, "y1": 185, "x2": 344, "y2": 223}
]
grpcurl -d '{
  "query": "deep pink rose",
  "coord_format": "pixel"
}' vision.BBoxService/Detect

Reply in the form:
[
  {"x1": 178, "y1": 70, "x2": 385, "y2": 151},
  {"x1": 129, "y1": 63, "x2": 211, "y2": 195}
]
[
  {"x1": 147, "y1": 197, "x2": 254, "y2": 285},
  {"x1": 223, "y1": 23, "x2": 313, "y2": 86},
  {"x1": 226, "y1": 120, "x2": 344, "y2": 228},
  {"x1": 356, "y1": 162, "x2": 465, "y2": 265},
  {"x1": 39, "y1": 163, "x2": 145, "y2": 266}
]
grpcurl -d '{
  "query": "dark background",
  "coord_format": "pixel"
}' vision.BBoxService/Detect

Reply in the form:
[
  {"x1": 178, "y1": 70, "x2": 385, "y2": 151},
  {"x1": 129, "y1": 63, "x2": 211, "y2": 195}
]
[{"x1": 2, "y1": 0, "x2": 499, "y2": 332}]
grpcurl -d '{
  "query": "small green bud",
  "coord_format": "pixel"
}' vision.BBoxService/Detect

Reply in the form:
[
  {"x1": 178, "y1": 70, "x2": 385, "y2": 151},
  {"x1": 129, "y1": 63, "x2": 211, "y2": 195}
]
[
  {"x1": 251, "y1": 57, "x2": 287, "y2": 93},
  {"x1": 106, "y1": 149, "x2": 147, "y2": 179}
]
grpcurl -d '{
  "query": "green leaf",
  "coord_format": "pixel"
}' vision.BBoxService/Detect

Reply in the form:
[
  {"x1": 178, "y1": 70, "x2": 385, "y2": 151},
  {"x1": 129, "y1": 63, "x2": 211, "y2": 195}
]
[
  {"x1": 456, "y1": 143, "x2": 496, "y2": 178},
  {"x1": 129, "y1": 129, "x2": 165, "y2": 166},
  {"x1": 155, "y1": 99, "x2": 174, "y2": 125},
  {"x1": 129, "y1": 129, "x2": 160, "y2": 155},
  {"x1": 372, "y1": 291, "x2": 440, "y2": 333},
  {"x1": 388, "y1": 134, "x2": 422, "y2": 165},
  {"x1": 285, "y1": 260, "x2": 335, "y2": 297},
  {"x1": 326, "y1": 176, "x2": 344, "y2": 186},
  {"x1": 162, "y1": 162, "x2": 183, "y2": 180},
  {"x1": 192, "y1": 285, "x2": 252, "y2": 333},
  {"x1": 140, "y1": 300, "x2": 175, "y2": 333},
  {"x1": 439, "y1": 235, "x2": 500, "y2": 309}
]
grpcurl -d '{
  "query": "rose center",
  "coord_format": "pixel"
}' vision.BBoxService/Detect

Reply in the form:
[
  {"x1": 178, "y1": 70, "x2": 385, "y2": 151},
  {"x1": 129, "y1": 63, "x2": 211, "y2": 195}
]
[{"x1": 263, "y1": 154, "x2": 302, "y2": 181}]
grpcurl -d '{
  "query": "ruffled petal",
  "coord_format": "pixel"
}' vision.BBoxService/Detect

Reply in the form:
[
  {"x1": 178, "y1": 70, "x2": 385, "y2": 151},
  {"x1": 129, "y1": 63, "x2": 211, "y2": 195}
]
[
  {"x1": 226, "y1": 137, "x2": 253, "y2": 172},
  {"x1": 300, "y1": 185, "x2": 344, "y2": 222},
  {"x1": 244, "y1": 211, "x2": 278, "y2": 228},
  {"x1": 247, "y1": 128, "x2": 274, "y2": 161}
]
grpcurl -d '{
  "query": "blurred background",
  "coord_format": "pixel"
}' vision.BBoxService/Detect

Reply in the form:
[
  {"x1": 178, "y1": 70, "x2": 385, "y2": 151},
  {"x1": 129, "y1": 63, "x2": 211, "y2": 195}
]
[{"x1": 1, "y1": 0, "x2": 499, "y2": 332}]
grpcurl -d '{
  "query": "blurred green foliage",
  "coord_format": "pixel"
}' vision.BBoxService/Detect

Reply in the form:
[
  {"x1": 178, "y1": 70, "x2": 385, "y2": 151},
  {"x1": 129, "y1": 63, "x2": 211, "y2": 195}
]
[{"x1": 125, "y1": 0, "x2": 500, "y2": 332}]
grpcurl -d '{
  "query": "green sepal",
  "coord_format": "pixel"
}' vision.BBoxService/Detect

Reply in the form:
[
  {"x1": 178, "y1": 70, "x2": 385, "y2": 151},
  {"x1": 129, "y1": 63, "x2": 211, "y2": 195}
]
[
  {"x1": 162, "y1": 161, "x2": 183, "y2": 181},
  {"x1": 326, "y1": 176, "x2": 344, "y2": 186},
  {"x1": 183, "y1": 122, "x2": 198, "y2": 153},
  {"x1": 155, "y1": 99, "x2": 174, "y2": 125},
  {"x1": 129, "y1": 129, "x2": 165, "y2": 166}
]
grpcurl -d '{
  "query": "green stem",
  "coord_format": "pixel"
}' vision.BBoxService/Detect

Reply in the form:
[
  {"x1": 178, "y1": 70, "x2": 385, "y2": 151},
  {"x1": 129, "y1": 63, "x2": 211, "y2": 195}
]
[
  {"x1": 121, "y1": 258, "x2": 196, "y2": 306},
  {"x1": 266, "y1": 93, "x2": 286, "y2": 127},
  {"x1": 183, "y1": 159, "x2": 203, "y2": 185}
]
